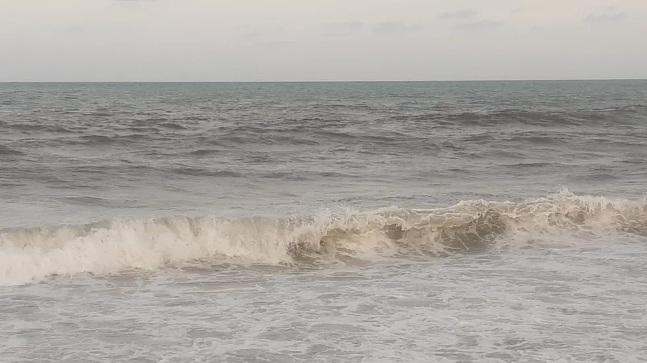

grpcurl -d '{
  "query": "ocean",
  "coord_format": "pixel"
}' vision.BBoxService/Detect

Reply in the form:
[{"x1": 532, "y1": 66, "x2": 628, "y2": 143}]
[{"x1": 1, "y1": 81, "x2": 646, "y2": 362}]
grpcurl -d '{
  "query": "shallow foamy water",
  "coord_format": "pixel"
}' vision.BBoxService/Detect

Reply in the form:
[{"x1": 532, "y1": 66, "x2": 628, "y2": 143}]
[{"x1": 3, "y1": 238, "x2": 647, "y2": 362}]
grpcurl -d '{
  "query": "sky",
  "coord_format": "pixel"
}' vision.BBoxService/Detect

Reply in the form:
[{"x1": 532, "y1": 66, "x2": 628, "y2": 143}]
[{"x1": 1, "y1": 0, "x2": 646, "y2": 81}]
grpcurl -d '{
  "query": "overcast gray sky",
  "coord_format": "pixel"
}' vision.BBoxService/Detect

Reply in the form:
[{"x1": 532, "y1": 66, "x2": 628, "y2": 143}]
[{"x1": 1, "y1": 0, "x2": 646, "y2": 81}]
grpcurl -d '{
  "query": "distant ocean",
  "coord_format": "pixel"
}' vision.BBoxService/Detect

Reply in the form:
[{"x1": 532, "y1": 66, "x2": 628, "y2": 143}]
[{"x1": 1, "y1": 81, "x2": 646, "y2": 362}]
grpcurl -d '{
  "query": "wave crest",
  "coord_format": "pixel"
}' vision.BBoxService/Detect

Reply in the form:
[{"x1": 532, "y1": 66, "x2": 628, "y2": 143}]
[{"x1": 1, "y1": 190, "x2": 645, "y2": 285}]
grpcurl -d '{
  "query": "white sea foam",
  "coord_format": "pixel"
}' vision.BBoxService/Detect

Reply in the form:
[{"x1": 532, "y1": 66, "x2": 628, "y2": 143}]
[{"x1": 1, "y1": 190, "x2": 645, "y2": 286}]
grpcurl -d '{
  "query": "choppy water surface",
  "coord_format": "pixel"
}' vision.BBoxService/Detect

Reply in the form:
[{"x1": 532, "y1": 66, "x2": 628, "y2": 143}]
[{"x1": 1, "y1": 81, "x2": 646, "y2": 362}]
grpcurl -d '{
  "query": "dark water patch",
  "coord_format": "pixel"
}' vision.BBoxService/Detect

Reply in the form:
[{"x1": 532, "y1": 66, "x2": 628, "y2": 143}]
[
  {"x1": 431, "y1": 104, "x2": 453, "y2": 111},
  {"x1": 120, "y1": 134, "x2": 148, "y2": 141},
  {"x1": 576, "y1": 112, "x2": 608, "y2": 123},
  {"x1": 59, "y1": 94, "x2": 79, "y2": 101},
  {"x1": 318, "y1": 171, "x2": 353, "y2": 178},
  {"x1": 205, "y1": 135, "x2": 248, "y2": 146},
  {"x1": 82, "y1": 111, "x2": 114, "y2": 117},
  {"x1": 59, "y1": 164, "x2": 159, "y2": 177},
  {"x1": 447, "y1": 111, "x2": 481, "y2": 124},
  {"x1": 4, "y1": 124, "x2": 75, "y2": 134},
  {"x1": 489, "y1": 149, "x2": 529, "y2": 159},
  {"x1": 391, "y1": 113, "x2": 443, "y2": 122},
  {"x1": 125, "y1": 125, "x2": 160, "y2": 133},
  {"x1": 9, "y1": 170, "x2": 75, "y2": 186},
  {"x1": 209, "y1": 130, "x2": 320, "y2": 146},
  {"x1": 365, "y1": 132, "x2": 411, "y2": 143},
  {"x1": 262, "y1": 171, "x2": 310, "y2": 181},
  {"x1": 174, "y1": 167, "x2": 242, "y2": 178},
  {"x1": 242, "y1": 153, "x2": 271, "y2": 163},
  {"x1": 287, "y1": 116, "x2": 326, "y2": 123},
  {"x1": 440, "y1": 141, "x2": 462, "y2": 150},
  {"x1": 452, "y1": 150, "x2": 489, "y2": 159},
  {"x1": 129, "y1": 117, "x2": 164, "y2": 125},
  {"x1": 446, "y1": 167, "x2": 472, "y2": 174},
  {"x1": 159, "y1": 122, "x2": 187, "y2": 130},
  {"x1": 59, "y1": 196, "x2": 144, "y2": 208},
  {"x1": 461, "y1": 133, "x2": 497, "y2": 143},
  {"x1": 135, "y1": 112, "x2": 168, "y2": 118},
  {"x1": 445, "y1": 109, "x2": 584, "y2": 127},
  {"x1": 0, "y1": 181, "x2": 25, "y2": 187},
  {"x1": 60, "y1": 196, "x2": 113, "y2": 207},
  {"x1": 619, "y1": 158, "x2": 647, "y2": 165},
  {"x1": 314, "y1": 130, "x2": 358, "y2": 141},
  {"x1": 264, "y1": 134, "x2": 320, "y2": 146},
  {"x1": 580, "y1": 167, "x2": 621, "y2": 181},
  {"x1": 50, "y1": 108, "x2": 81, "y2": 116},
  {"x1": 72, "y1": 133, "x2": 160, "y2": 146},
  {"x1": 182, "y1": 116, "x2": 209, "y2": 121},
  {"x1": 416, "y1": 142, "x2": 442, "y2": 152},
  {"x1": 329, "y1": 145, "x2": 358, "y2": 152},
  {"x1": 507, "y1": 162, "x2": 553, "y2": 168},
  {"x1": 581, "y1": 173, "x2": 619, "y2": 182},
  {"x1": 313, "y1": 130, "x2": 409, "y2": 145},
  {"x1": 520, "y1": 136, "x2": 557, "y2": 144},
  {"x1": 188, "y1": 149, "x2": 222, "y2": 156},
  {"x1": 0, "y1": 145, "x2": 23, "y2": 156},
  {"x1": 507, "y1": 132, "x2": 565, "y2": 145},
  {"x1": 78, "y1": 135, "x2": 116, "y2": 145},
  {"x1": 588, "y1": 138, "x2": 647, "y2": 148}
]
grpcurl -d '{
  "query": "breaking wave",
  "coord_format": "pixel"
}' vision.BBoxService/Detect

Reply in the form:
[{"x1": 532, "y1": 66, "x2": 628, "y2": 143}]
[{"x1": 1, "y1": 190, "x2": 646, "y2": 286}]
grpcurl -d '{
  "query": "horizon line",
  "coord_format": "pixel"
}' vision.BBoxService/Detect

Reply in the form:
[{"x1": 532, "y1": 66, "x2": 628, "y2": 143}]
[{"x1": 1, "y1": 78, "x2": 647, "y2": 83}]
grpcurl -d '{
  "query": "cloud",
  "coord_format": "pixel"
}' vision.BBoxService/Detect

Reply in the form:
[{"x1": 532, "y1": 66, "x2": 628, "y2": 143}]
[
  {"x1": 372, "y1": 22, "x2": 422, "y2": 35},
  {"x1": 322, "y1": 22, "x2": 364, "y2": 37},
  {"x1": 259, "y1": 40, "x2": 294, "y2": 50},
  {"x1": 440, "y1": 9, "x2": 478, "y2": 19},
  {"x1": 56, "y1": 26, "x2": 87, "y2": 34},
  {"x1": 115, "y1": 0, "x2": 156, "y2": 4},
  {"x1": 453, "y1": 20, "x2": 503, "y2": 31},
  {"x1": 584, "y1": 12, "x2": 626, "y2": 24},
  {"x1": 585, "y1": 6, "x2": 626, "y2": 24},
  {"x1": 240, "y1": 32, "x2": 260, "y2": 41},
  {"x1": 442, "y1": 9, "x2": 501, "y2": 32}
]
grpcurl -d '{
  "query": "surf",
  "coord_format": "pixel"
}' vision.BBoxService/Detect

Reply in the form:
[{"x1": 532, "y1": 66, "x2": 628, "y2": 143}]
[{"x1": 1, "y1": 190, "x2": 645, "y2": 286}]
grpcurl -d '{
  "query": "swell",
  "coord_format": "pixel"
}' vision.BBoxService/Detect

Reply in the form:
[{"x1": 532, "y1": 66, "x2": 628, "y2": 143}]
[
  {"x1": 0, "y1": 190, "x2": 645, "y2": 286},
  {"x1": 5, "y1": 105, "x2": 642, "y2": 152},
  {"x1": 438, "y1": 107, "x2": 646, "y2": 127},
  {"x1": 443, "y1": 109, "x2": 582, "y2": 126}
]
